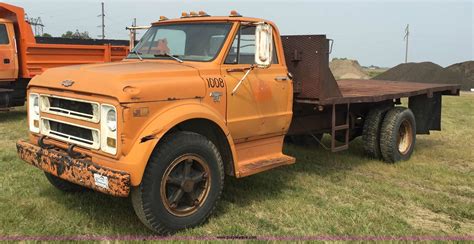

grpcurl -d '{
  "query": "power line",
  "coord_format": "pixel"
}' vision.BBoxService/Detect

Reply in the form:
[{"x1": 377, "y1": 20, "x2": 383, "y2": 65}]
[{"x1": 404, "y1": 24, "x2": 409, "y2": 63}]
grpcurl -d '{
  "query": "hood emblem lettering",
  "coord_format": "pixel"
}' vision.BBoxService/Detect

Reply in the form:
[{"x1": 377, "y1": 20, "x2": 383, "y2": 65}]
[{"x1": 61, "y1": 80, "x2": 75, "y2": 87}]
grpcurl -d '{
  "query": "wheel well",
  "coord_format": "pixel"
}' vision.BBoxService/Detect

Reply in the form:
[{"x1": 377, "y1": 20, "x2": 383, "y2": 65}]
[{"x1": 162, "y1": 119, "x2": 235, "y2": 176}]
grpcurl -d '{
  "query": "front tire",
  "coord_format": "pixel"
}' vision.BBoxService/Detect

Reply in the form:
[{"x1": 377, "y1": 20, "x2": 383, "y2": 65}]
[
  {"x1": 132, "y1": 131, "x2": 225, "y2": 234},
  {"x1": 44, "y1": 172, "x2": 85, "y2": 192},
  {"x1": 380, "y1": 107, "x2": 416, "y2": 163}
]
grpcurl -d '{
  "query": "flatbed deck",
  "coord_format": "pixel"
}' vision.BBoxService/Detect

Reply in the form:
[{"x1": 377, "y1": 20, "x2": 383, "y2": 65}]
[{"x1": 296, "y1": 80, "x2": 460, "y2": 105}]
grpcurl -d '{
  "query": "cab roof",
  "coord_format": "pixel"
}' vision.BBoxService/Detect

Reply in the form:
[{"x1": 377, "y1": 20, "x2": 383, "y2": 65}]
[{"x1": 151, "y1": 15, "x2": 270, "y2": 26}]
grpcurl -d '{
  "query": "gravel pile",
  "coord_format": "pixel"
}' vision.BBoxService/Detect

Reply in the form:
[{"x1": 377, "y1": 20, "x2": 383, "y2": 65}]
[
  {"x1": 374, "y1": 61, "x2": 473, "y2": 91},
  {"x1": 446, "y1": 61, "x2": 474, "y2": 91},
  {"x1": 330, "y1": 58, "x2": 370, "y2": 80}
]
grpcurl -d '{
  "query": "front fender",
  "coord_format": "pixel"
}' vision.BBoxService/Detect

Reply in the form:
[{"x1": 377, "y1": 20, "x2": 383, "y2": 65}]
[{"x1": 121, "y1": 100, "x2": 237, "y2": 186}]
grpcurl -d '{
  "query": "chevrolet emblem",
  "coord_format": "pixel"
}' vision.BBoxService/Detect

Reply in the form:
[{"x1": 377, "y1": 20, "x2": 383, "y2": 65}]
[{"x1": 61, "y1": 80, "x2": 75, "y2": 87}]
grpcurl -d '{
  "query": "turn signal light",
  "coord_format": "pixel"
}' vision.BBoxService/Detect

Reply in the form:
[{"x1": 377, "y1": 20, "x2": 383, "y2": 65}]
[
  {"x1": 199, "y1": 11, "x2": 210, "y2": 17},
  {"x1": 107, "y1": 137, "x2": 116, "y2": 148}
]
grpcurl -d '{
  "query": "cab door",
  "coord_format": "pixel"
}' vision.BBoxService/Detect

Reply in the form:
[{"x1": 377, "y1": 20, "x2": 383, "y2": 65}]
[
  {"x1": 0, "y1": 22, "x2": 18, "y2": 81},
  {"x1": 221, "y1": 24, "x2": 293, "y2": 141}
]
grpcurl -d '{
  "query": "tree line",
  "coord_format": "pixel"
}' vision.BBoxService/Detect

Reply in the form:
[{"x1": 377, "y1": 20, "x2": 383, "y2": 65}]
[{"x1": 38, "y1": 29, "x2": 91, "y2": 39}]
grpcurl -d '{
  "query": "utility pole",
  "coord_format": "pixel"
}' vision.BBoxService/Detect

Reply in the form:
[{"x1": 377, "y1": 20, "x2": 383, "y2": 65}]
[
  {"x1": 25, "y1": 14, "x2": 44, "y2": 36},
  {"x1": 404, "y1": 24, "x2": 409, "y2": 63},
  {"x1": 98, "y1": 2, "x2": 105, "y2": 39}
]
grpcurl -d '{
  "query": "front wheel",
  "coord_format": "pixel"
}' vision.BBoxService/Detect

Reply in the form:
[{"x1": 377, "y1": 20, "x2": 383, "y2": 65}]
[
  {"x1": 132, "y1": 131, "x2": 224, "y2": 234},
  {"x1": 44, "y1": 172, "x2": 86, "y2": 192},
  {"x1": 380, "y1": 107, "x2": 416, "y2": 163}
]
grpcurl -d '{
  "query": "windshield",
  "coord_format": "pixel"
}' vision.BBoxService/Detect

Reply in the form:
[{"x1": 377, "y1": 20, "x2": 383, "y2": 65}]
[{"x1": 128, "y1": 23, "x2": 232, "y2": 62}]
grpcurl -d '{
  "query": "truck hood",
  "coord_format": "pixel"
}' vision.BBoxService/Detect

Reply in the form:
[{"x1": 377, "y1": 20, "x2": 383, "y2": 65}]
[{"x1": 28, "y1": 61, "x2": 206, "y2": 103}]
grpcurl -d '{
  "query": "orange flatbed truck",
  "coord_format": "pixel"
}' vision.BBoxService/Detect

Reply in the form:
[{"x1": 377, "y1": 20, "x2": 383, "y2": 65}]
[
  {"x1": 0, "y1": 3, "x2": 129, "y2": 108},
  {"x1": 16, "y1": 11, "x2": 460, "y2": 234}
]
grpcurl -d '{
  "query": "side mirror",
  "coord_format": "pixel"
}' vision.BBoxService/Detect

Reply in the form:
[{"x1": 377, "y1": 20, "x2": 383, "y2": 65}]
[{"x1": 255, "y1": 23, "x2": 273, "y2": 69}]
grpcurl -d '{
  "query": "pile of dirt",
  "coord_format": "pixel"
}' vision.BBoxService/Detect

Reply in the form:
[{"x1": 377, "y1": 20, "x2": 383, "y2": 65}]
[
  {"x1": 374, "y1": 61, "x2": 473, "y2": 91},
  {"x1": 446, "y1": 61, "x2": 474, "y2": 91},
  {"x1": 330, "y1": 58, "x2": 370, "y2": 80}
]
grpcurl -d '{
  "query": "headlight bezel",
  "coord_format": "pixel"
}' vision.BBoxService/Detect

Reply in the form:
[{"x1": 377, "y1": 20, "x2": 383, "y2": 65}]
[
  {"x1": 100, "y1": 104, "x2": 118, "y2": 155},
  {"x1": 28, "y1": 93, "x2": 40, "y2": 133}
]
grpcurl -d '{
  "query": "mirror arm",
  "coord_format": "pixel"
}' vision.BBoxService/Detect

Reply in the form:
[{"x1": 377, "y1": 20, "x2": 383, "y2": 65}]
[{"x1": 231, "y1": 65, "x2": 255, "y2": 96}]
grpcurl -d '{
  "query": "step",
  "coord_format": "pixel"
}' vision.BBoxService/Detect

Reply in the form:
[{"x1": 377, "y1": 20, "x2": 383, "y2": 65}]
[
  {"x1": 333, "y1": 124, "x2": 349, "y2": 131},
  {"x1": 237, "y1": 155, "x2": 296, "y2": 177},
  {"x1": 331, "y1": 144, "x2": 349, "y2": 152}
]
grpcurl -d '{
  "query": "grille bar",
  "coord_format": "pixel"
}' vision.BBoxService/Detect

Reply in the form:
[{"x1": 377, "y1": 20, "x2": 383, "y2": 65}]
[
  {"x1": 41, "y1": 118, "x2": 100, "y2": 150},
  {"x1": 40, "y1": 95, "x2": 100, "y2": 123}
]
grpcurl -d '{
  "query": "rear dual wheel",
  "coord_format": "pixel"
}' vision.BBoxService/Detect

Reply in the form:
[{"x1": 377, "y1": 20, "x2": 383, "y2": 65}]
[
  {"x1": 362, "y1": 107, "x2": 388, "y2": 159},
  {"x1": 380, "y1": 107, "x2": 416, "y2": 163},
  {"x1": 363, "y1": 106, "x2": 416, "y2": 163}
]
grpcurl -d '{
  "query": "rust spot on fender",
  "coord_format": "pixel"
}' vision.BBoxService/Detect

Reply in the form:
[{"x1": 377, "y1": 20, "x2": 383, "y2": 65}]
[{"x1": 16, "y1": 140, "x2": 130, "y2": 197}]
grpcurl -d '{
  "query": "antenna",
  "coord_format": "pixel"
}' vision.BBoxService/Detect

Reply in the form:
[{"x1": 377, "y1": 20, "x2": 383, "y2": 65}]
[
  {"x1": 98, "y1": 2, "x2": 105, "y2": 39},
  {"x1": 404, "y1": 24, "x2": 409, "y2": 63}
]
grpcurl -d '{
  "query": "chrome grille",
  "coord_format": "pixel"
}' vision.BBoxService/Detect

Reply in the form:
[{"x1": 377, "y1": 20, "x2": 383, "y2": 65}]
[{"x1": 40, "y1": 95, "x2": 100, "y2": 123}]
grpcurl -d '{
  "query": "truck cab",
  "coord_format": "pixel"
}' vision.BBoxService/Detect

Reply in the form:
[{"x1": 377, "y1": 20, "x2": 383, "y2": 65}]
[{"x1": 0, "y1": 18, "x2": 18, "y2": 82}]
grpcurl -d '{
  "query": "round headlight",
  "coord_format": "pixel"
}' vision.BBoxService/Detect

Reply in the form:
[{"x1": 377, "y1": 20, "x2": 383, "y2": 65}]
[
  {"x1": 106, "y1": 109, "x2": 117, "y2": 132},
  {"x1": 33, "y1": 96, "x2": 39, "y2": 115}
]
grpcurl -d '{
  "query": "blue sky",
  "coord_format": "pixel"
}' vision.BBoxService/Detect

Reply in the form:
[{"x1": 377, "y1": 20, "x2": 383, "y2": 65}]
[{"x1": 6, "y1": 0, "x2": 473, "y2": 67}]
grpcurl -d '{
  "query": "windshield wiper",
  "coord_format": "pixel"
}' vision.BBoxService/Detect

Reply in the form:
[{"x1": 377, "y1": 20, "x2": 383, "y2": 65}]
[
  {"x1": 154, "y1": 53, "x2": 184, "y2": 63},
  {"x1": 130, "y1": 50, "x2": 143, "y2": 61}
]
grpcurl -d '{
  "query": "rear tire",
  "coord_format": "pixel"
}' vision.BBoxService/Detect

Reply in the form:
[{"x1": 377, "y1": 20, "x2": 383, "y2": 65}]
[
  {"x1": 44, "y1": 172, "x2": 85, "y2": 192},
  {"x1": 380, "y1": 107, "x2": 416, "y2": 163},
  {"x1": 362, "y1": 107, "x2": 389, "y2": 159},
  {"x1": 132, "y1": 131, "x2": 225, "y2": 234}
]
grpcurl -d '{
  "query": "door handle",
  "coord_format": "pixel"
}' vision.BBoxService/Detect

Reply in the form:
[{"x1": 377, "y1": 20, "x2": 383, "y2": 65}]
[
  {"x1": 226, "y1": 67, "x2": 252, "y2": 73},
  {"x1": 3, "y1": 59, "x2": 10, "y2": 64},
  {"x1": 274, "y1": 76, "x2": 289, "y2": 81}
]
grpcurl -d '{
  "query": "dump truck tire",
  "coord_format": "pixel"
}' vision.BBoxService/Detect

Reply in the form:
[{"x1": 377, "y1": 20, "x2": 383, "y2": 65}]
[
  {"x1": 380, "y1": 107, "x2": 416, "y2": 163},
  {"x1": 362, "y1": 107, "x2": 388, "y2": 159},
  {"x1": 44, "y1": 172, "x2": 85, "y2": 192},
  {"x1": 132, "y1": 131, "x2": 224, "y2": 234}
]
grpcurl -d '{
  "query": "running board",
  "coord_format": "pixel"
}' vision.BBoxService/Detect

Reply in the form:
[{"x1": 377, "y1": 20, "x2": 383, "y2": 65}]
[{"x1": 237, "y1": 155, "x2": 296, "y2": 178}]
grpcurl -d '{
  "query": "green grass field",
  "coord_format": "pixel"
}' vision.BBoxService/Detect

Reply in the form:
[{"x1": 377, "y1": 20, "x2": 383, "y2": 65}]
[{"x1": 0, "y1": 94, "x2": 472, "y2": 237}]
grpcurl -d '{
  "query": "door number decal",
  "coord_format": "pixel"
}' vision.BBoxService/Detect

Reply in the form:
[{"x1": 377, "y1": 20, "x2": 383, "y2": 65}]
[{"x1": 206, "y1": 78, "x2": 225, "y2": 88}]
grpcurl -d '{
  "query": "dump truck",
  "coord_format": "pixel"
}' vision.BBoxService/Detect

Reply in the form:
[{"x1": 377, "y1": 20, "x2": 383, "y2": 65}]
[
  {"x1": 16, "y1": 11, "x2": 460, "y2": 234},
  {"x1": 0, "y1": 3, "x2": 129, "y2": 108}
]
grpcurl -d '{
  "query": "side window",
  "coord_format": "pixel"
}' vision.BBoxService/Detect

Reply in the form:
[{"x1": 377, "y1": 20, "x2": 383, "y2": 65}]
[
  {"x1": 0, "y1": 24, "x2": 9, "y2": 45},
  {"x1": 225, "y1": 25, "x2": 279, "y2": 65}
]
